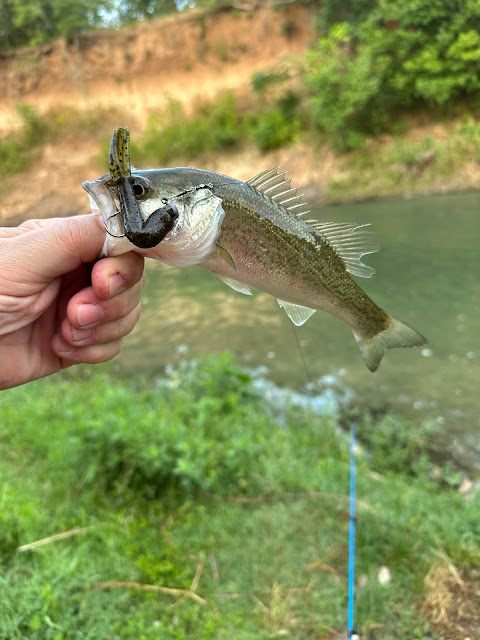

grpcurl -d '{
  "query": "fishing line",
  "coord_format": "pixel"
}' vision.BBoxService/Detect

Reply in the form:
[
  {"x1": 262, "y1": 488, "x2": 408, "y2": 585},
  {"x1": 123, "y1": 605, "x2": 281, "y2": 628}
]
[
  {"x1": 290, "y1": 323, "x2": 312, "y2": 387},
  {"x1": 347, "y1": 422, "x2": 359, "y2": 640}
]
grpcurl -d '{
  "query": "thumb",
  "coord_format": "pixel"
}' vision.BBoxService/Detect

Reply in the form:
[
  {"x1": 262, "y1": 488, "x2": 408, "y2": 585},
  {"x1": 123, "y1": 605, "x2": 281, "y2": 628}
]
[{"x1": 9, "y1": 214, "x2": 106, "y2": 284}]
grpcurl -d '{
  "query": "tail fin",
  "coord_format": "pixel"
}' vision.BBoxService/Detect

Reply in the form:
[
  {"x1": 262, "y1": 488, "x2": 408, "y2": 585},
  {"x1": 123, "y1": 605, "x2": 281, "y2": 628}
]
[{"x1": 354, "y1": 315, "x2": 427, "y2": 372}]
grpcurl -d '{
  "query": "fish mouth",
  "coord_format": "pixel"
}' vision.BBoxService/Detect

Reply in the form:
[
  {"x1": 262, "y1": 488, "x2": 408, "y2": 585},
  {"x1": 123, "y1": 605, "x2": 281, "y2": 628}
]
[
  {"x1": 82, "y1": 178, "x2": 132, "y2": 256},
  {"x1": 82, "y1": 178, "x2": 122, "y2": 233}
]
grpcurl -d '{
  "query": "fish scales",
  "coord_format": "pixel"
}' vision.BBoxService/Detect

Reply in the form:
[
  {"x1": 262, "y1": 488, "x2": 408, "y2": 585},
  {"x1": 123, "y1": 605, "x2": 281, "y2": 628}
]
[
  {"x1": 204, "y1": 194, "x2": 389, "y2": 339},
  {"x1": 83, "y1": 129, "x2": 426, "y2": 371}
]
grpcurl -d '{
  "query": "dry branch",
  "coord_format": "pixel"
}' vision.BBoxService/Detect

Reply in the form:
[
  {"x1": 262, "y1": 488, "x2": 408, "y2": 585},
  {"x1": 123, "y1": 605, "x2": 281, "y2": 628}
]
[
  {"x1": 17, "y1": 526, "x2": 96, "y2": 551},
  {"x1": 91, "y1": 581, "x2": 207, "y2": 605},
  {"x1": 172, "y1": 554, "x2": 207, "y2": 609}
]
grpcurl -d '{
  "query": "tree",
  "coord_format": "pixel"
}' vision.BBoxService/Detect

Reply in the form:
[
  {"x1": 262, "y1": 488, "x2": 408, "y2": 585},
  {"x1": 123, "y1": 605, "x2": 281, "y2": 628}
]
[
  {"x1": 0, "y1": 0, "x2": 114, "y2": 50},
  {"x1": 305, "y1": 0, "x2": 480, "y2": 150}
]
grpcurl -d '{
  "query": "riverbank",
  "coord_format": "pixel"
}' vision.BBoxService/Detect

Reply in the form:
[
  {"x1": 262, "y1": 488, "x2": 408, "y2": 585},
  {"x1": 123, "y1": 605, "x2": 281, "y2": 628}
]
[
  {"x1": 1, "y1": 356, "x2": 479, "y2": 639},
  {"x1": 2, "y1": 111, "x2": 480, "y2": 227},
  {"x1": 1, "y1": 3, "x2": 480, "y2": 226}
]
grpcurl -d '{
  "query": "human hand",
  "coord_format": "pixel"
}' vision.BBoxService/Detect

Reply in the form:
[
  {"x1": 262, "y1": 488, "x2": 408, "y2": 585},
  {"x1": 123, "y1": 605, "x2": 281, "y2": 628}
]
[{"x1": 0, "y1": 214, "x2": 145, "y2": 390}]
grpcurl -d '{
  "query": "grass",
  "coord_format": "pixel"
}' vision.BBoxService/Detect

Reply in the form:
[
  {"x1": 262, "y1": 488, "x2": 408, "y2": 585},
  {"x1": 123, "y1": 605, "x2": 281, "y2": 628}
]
[
  {"x1": 0, "y1": 102, "x2": 129, "y2": 177},
  {"x1": 327, "y1": 116, "x2": 480, "y2": 202},
  {"x1": 1, "y1": 354, "x2": 479, "y2": 639}
]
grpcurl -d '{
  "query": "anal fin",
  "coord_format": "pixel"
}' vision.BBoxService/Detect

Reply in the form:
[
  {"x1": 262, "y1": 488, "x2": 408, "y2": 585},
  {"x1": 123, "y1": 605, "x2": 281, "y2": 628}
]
[{"x1": 277, "y1": 299, "x2": 316, "y2": 326}]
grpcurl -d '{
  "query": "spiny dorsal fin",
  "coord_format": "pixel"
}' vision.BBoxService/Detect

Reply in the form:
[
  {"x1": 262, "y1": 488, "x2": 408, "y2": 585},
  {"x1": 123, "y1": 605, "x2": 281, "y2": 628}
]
[
  {"x1": 311, "y1": 222, "x2": 380, "y2": 278},
  {"x1": 247, "y1": 166, "x2": 309, "y2": 217}
]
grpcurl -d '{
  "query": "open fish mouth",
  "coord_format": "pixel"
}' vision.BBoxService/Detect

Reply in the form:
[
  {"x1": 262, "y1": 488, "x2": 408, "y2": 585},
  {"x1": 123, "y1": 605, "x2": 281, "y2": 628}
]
[
  {"x1": 82, "y1": 177, "x2": 132, "y2": 256},
  {"x1": 82, "y1": 178, "x2": 117, "y2": 223}
]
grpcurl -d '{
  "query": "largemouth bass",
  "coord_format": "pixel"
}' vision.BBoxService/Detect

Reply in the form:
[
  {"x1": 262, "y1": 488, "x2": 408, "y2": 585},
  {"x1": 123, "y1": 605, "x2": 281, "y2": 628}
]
[{"x1": 83, "y1": 128, "x2": 426, "y2": 371}]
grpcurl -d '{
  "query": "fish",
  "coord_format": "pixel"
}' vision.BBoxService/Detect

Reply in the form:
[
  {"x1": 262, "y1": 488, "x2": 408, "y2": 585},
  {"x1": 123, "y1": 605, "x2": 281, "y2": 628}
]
[{"x1": 83, "y1": 127, "x2": 426, "y2": 372}]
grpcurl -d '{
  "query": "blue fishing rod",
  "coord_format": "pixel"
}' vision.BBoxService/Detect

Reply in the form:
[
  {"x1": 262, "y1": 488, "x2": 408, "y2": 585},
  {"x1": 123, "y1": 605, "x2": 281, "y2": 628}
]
[
  {"x1": 290, "y1": 331, "x2": 359, "y2": 638},
  {"x1": 347, "y1": 423, "x2": 359, "y2": 640}
]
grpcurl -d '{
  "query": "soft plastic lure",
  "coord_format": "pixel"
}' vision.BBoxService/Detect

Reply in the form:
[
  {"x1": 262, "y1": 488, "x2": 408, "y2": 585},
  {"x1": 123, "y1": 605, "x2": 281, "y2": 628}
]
[{"x1": 108, "y1": 127, "x2": 178, "y2": 249}]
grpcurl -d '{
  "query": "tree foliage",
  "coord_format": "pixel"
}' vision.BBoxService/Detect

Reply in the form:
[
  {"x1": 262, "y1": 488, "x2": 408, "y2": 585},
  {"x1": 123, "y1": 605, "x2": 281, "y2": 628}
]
[
  {"x1": 0, "y1": 0, "x2": 111, "y2": 48},
  {"x1": 305, "y1": 0, "x2": 480, "y2": 150},
  {"x1": 0, "y1": 0, "x2": 180, "y2": 50}
]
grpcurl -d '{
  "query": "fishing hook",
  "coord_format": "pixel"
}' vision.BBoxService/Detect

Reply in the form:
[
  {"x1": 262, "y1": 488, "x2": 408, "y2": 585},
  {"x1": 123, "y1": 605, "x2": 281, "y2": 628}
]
[{"x1": 104, "y1": 210, "x2": 126, "y2": 239}]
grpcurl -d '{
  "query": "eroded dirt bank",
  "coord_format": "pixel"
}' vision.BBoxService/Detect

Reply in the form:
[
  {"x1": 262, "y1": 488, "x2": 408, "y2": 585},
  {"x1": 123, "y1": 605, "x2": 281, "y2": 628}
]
[{"x1": 1, "y1": 6, "x2": 322, "y2": 224}]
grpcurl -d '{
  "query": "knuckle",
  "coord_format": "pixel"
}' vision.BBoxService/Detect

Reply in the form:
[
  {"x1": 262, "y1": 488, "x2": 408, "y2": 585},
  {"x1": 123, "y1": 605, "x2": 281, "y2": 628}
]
[
  {"x1": 54, "y1": 218, "x2": 91, "y2": 257},
  {"x1": 19, "y1": 219, "x2": 43, "y2": 231}
]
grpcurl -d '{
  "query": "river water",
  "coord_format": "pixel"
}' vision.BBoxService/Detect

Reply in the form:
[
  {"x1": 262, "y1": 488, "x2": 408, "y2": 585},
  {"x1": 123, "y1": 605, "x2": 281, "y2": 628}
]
[{"x1": 115, "y1": 192, "x2": 480, "y2": 471}]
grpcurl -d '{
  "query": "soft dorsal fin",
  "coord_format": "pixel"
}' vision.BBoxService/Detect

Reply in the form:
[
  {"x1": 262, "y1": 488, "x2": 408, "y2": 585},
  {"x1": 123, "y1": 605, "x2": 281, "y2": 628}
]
[
  {"x1": 311, "y1": 222, "x2": 380, "y2": 278},
  {"x1": 246, "y1": 168, "x2": 378, "y2": 278},
  {"x1": 247, "y1": 166, "x2": 310, "y2": 217},
  {"x1": 277, "y1": 299, "x2": 316, "y2": 326}
]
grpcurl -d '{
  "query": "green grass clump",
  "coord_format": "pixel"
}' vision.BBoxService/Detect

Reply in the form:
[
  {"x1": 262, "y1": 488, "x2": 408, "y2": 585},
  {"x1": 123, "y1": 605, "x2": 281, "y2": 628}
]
[
  {"x1": 0, "y1": 102, "x2": 129, "y2": 177},
  {"x1": 0, "y1": 355, "x2": 479, "y2": 639},
  {"x1": 249, "y1": 91, "x2": 304, "y2": 151},
  {"x1": 327, "y1": 116, "x2": 480, "y2": 201},
  {"x1": 0, "y1": 104, "x2": 49, "y2": 176},
  {"x1": 0, "y1": 137, "x2": 30, "y2": 175}
]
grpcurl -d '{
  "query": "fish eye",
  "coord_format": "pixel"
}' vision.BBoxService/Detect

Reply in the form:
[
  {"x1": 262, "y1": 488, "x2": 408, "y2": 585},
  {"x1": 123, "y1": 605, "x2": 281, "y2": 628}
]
[{"x1": 131, "y1": 177, "x2": 150, "y2": 199}]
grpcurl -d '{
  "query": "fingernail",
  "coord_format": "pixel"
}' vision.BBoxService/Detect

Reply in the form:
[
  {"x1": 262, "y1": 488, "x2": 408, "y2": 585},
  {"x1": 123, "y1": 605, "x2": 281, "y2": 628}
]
[
  {"x1": 109, "y1": 273, "x2": 126, "y2": 297},
  {"x1": 72, "y1": 327, "x2": 93, "y2": 343},
  {"x1": 77, "y1": 304, "x2": 102, "y2": 327}
]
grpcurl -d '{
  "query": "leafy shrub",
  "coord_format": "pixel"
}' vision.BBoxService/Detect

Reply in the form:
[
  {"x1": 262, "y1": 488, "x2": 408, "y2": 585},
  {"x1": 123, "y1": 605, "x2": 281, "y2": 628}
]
[
  {"x1": 251, "y1": 69, "x2": 289, "y2": 95},
  {"x1": 305, "y1": 0, "x2": 480, "y2": 149},
  {"x1": 0, "y1": 137, "x2": 29, "y2": 175},
  {"x1": 0, "y1": 103, "x2": 47, "y2": 175},
  {"x1": 133, "y1": 92, "x2": 245, "y2": 165},
  {"x1": 359, "y1": 414, "x2": 438, "y2": 477},
  {"x1": 69, "y1": 355, "x2": 269, "y2": 497},
  {"x1": 16, "y1": 103, "x2": 49, "y2": 145},
  {"x1": 249, "y1": 92, "x2": 304, "y2": 152},
  {"x1": 250, "y1": 106, "x2": 302, "y2": 151}
]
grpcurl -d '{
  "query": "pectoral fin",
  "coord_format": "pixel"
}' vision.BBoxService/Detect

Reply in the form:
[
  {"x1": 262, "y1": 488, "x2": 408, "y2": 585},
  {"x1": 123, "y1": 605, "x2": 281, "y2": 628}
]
[
  {"x1": 216, "y1": 243, "x2": 238, "y2": 271},
  {"x1": 277, "y1": 299, "x2": 316, "y2": 326}
]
